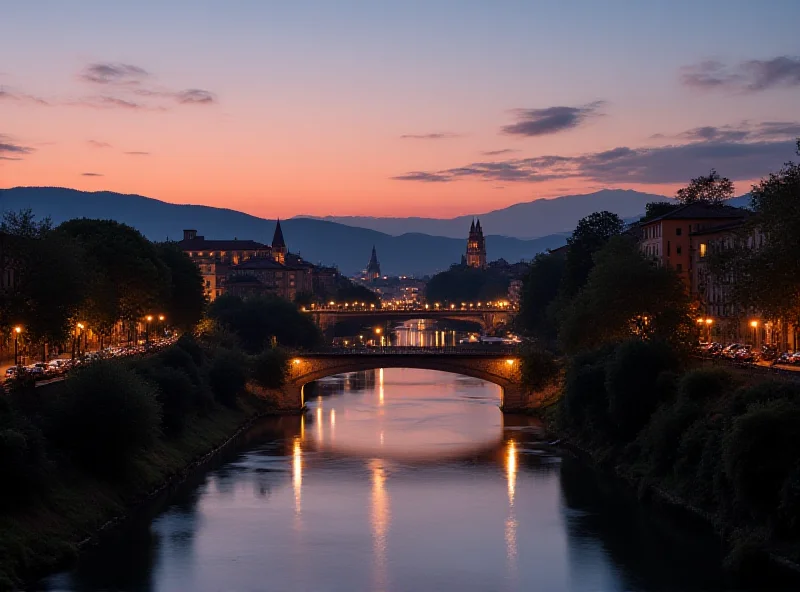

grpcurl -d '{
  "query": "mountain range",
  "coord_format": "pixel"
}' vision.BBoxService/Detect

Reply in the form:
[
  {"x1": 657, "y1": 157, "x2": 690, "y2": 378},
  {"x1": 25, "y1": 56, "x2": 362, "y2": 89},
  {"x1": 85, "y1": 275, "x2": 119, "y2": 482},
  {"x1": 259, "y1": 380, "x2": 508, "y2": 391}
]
[
  {"x1": 0, "y1": 187, "x2": 565, "y2": 276},
  {"x1": 0, "y1": 187, "x2": 751, "y2": 276}
]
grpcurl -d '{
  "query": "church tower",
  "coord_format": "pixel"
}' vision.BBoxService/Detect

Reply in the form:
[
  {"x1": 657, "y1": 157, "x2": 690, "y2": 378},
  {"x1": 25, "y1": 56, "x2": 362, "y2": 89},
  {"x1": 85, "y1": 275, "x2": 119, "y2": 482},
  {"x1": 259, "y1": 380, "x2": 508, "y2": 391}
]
[
  {"x1": 466, "y1": 219, "x2": 487, "y2": 269},
  {"x1": 366, "y1": 245, "x2": 381, "y2": 281},
  {"x1": 272, "y1": 219, "x2": 287, "y2": 264}
]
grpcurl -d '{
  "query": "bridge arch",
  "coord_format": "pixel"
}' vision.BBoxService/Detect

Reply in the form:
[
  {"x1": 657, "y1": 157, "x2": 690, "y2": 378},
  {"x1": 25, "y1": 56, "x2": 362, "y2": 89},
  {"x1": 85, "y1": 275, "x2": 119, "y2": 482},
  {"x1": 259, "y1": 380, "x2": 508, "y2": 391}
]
[{"x1": 273, "y1": 353, "x2": 530, "y2": 412}]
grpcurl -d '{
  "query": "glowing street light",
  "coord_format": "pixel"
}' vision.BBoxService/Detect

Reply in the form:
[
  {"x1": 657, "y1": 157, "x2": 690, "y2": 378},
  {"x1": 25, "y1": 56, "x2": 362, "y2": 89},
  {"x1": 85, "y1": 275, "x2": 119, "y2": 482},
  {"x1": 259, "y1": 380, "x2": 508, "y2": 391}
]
[
  {"x1": 750, "y1": 319, "x2": 759, "y2": 346},
  {"x1": 13, "y1": 325, "x2": 22, "y2": 366}
]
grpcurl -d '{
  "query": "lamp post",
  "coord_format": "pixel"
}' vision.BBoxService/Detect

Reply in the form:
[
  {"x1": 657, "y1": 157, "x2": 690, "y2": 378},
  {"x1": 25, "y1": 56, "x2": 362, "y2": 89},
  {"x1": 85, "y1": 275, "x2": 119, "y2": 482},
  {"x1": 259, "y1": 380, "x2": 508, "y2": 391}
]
[
  {"x1": 705, "y1": 318, "x2": 713, "y2": 343},
  {"x1": 145, "y1": 315, "x2": 153, "y2": 344},
  {"x1": 750, "y1": 320, "x2": 759, "y2": 347},
  {"x1": 158, "y1": 314, "x2": 165, "y2": 339},
  {"x1": 374, "y1": 327, "x2": 382, "y2": 351},
  {"x1": 13, "y1": 326, "x2": 22, "y2": 366}
]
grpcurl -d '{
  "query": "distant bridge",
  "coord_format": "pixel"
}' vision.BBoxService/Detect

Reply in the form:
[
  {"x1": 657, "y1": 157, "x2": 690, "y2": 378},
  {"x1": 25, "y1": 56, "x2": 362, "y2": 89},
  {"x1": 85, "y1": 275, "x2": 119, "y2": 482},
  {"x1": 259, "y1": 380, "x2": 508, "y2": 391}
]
[
  {"x1": 306, "y1": 307, "x2": 514, "y2": 331},
  {"x1": 266, "y1": 346, "x2": 544, "y2": 413}
]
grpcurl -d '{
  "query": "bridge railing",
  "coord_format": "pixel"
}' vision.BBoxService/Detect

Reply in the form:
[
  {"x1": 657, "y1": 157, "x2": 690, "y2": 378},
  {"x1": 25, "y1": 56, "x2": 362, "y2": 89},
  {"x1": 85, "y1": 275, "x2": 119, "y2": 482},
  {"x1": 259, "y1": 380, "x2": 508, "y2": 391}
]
[{"x1": 298, "y1": 345, "x2": 521, "y2": 356}]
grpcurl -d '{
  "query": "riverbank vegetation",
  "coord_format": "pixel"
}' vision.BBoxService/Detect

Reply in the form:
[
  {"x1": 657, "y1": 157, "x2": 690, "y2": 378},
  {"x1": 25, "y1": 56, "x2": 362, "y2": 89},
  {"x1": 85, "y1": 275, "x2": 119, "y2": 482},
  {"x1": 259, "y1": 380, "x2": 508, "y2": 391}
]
[
  {"x1": 0, "y1": 333, "x2": 291, "y2": 589},
  {"x1": 517, "y1": 146, "x2": 800, "y2": 571}
]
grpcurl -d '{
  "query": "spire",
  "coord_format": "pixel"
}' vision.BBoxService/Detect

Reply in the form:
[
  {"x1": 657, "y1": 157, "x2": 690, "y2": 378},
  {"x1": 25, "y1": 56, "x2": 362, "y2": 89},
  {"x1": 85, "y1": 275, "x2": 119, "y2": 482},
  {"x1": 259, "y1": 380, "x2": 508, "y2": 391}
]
[
  {"x1": 476, "y1": 218, "x2": 482, "y2": 233},
  {"x1": 470, "y1": 219, "x2": 475, "y2": 233},
  {"x1": 272, "y1": 218, "x2": 286, "y2": 249},
  {"x1": 366, "y1": 244, "x2": 381, "y2": 280},
  {"x1": 368, "y1": 245, "x2": 379, "y2": 268}
]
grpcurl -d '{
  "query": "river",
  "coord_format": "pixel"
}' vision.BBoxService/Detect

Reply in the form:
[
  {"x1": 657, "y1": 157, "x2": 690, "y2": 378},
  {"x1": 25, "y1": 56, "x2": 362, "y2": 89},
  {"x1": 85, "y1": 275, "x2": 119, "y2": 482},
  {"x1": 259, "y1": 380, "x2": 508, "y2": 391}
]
[{"x1": 43, "y1": 368, "x2": 793, "y2": 591}]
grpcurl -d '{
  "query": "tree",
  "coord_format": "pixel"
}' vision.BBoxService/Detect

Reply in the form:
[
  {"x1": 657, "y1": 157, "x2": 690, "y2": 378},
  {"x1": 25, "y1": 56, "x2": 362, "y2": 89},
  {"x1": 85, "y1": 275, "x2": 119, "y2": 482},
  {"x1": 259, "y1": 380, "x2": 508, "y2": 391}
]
[
  {"x1": 559, "y1": 235, "x2": 695, "y2": 354},
  {"x1": 676, "y1": 169, "x2": 734, "y2": 205},
  {"x1": 57, "y1": 219, "x2": 171, "y2": 337},
  {"x1": 642, "y1": 201, "x2": 679, "y2": 222},
  {"x1": 425, "y1": 266, "x2": 509, "y2": 304},
  {"x1": 707, "y1": 140, "x2": 800, "y2": 333},
  {"x1": 207, "y1": 294, "x2": 322, "y2": 353},
  {"x1": 156, "y1": 242, "x2": 206, "y2": 332},
  {"x1": 516, "y1": 251, "x2": 565, "y2": 343},
  {"x1": 335, "y1": 280, "x2": 381, "y2": 307},
  {"x1": 558, "y1": 211, "x2": 624, "y2": 301},
  {"x1": 1, "y1": 211, "x2": 86, "y2": 348}
]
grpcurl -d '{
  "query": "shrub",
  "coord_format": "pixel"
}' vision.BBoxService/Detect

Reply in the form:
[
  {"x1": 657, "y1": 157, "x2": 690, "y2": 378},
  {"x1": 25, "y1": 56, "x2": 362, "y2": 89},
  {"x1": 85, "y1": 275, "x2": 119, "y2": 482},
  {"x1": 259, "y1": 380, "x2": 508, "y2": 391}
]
[
  {"x1": 253, "y1": 348, "x2": 289, "y2": 390},
  {"x1": 605, "y1": 340, "x2": 679, "y2": 441},
  {"x1": 637, "y1": 399, "x2": 701, "y2": 477},
  {"x1": 176, "y1": 333, "x2": 205, "y2": 366},
  {"x1": 208, "y1": 348, "x2": 248, "y2": 407},
  {"x1": 677, "y1": 367, "x2": 735, "y2": 404},
  {"x1": 520, "y1": 346, "x2": 560, "y2": 392},
  {"x1": 138, "y1": 363, "x2": 195, "y2": 436},
  {"x1": 53, "y1": 361, "x2": 161, "y2": 476},
  {"x1": 723, "y1": 399, "x2": 800, "y2": 521},
  {"x1": 725, "y1": 380, "x2": 800, "y2": 419},
  {"x1": 0, "y1": 414, "x2": 49, "y2": 508},
  {"x1": 560, "y1": 351, "x2": 610, "y2": 435}
]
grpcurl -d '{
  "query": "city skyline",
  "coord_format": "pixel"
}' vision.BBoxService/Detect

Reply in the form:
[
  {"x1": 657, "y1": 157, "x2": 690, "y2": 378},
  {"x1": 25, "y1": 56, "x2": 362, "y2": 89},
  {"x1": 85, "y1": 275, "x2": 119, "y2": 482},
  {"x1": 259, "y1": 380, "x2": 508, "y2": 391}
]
[{"x1": 2, "y1": 0, "x2": 800, "y2": 218}]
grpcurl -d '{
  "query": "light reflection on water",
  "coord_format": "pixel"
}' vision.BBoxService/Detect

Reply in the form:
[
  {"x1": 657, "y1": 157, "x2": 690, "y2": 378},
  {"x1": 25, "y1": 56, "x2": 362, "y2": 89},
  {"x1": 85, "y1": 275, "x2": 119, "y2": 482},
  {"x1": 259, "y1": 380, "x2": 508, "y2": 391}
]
[{"x1": 42, "y1": 368, "x2": 794, "y2": 592}]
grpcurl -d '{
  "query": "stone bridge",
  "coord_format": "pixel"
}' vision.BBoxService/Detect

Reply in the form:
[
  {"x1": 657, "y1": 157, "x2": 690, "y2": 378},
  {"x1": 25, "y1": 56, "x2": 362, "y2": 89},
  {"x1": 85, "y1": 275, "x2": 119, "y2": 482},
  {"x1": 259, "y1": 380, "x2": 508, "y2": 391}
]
[
  {"x1": 271, "y1": 348, "x2": 542, "y2": 413},
  {"x1": 307, "y1": 308, "x2": 513, "y2": 333}
]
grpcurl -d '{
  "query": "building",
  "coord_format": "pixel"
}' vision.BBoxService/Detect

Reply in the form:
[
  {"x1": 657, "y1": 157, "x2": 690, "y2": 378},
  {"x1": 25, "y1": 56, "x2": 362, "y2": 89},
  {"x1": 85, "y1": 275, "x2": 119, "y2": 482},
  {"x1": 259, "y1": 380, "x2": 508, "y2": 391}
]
[
  {"x1": 508, "y1": 279, "x2": 523, "y2": 309},
  {"x1": 365, "y1": 245, "x2": 381, "y2": 281},
  {"x1": 179, "y1": 223, "x2": 313, "y2": 302},
  {"x1": 178, "y1": 230, "x2": 271, "y2": 300},
  {"x1": 638, "y1": 203, "x2": 749, "y2": 291},
  {"x1": 312, "y1": 264, "x2": 340, "y2": 297},
  {"x1": 466, "y1": 219, "x2": 487, "y2": 269}
]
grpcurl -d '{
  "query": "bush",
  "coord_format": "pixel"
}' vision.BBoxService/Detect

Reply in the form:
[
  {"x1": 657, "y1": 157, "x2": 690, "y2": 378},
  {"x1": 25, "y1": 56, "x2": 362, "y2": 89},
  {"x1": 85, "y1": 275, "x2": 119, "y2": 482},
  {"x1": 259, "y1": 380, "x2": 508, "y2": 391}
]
[
  {"x1": 520, "y1": 346, "x2": 560, "y2": 392},
  {"x1": 153, "y1": 345, "x2": 213, "y2": 412},
  {"x1": 725, "y1": 380, "x2": 800, "y2": 419},
  {"x1": 208, "y1": 348, "x2": 248, "y2": 408},
  {"x1": 677, "y1": 367, "x2": 735, "y2": 404},
  {"x1": 53, "y1": 361, "x2": 161, "y2": 476},
  {"x1": 605, "y1": 340, "x2": 679, "y2": 441},
  {"x1": 0, "y1": 414, "x2": 49, "y2": 508},
  {"x1": 138, "y1": 363, "x2": 195, "y2": 436},
  {"x1": 723, "y1": 400, "x2": 800, "y2": 522},
  {"x1": 560, "y1": 348, "x2": 612, "y2": 435},
  {"x1": 176, "y1": 333, "x2": 205, "y2": 366},
  {"x1": 637, "y1": 399, "x2": 702, "y2": 477},
  {"x1": 253, "y1": 348, "x2": 289, "y2": 390}
]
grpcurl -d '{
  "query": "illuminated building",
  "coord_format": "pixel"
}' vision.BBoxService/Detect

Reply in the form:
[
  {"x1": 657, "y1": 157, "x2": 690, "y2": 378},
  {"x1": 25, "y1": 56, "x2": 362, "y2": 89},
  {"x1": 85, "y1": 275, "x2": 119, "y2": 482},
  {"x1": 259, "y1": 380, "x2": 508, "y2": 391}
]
[{"x1": 466, "y1": 219, "x2": 487, "y2": 269}]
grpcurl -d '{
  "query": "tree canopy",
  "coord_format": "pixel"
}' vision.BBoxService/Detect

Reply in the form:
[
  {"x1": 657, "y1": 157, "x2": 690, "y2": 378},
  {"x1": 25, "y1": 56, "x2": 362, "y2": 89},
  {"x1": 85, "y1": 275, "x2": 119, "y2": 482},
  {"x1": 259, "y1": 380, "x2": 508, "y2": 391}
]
[
  {"x1": 515, "y1": 251, "x2": 565, "y2": 344},
  {"x1": 425, "y1": 266, "x2": 510, "y2": 304},
  {"x1": 675, "y1": 168, "x2": 734, "y2": 205}
]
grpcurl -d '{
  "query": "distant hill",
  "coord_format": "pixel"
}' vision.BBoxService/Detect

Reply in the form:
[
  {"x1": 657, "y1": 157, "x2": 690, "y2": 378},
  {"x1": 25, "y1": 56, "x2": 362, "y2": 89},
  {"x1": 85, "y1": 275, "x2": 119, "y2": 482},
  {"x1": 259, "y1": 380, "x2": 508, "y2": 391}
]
[
  {"x1": 300, "y1": 189, "x2": 673, "y2": 239},
  {"x1": 0, "y1": 187, "x2": 567, "y2": 276}
]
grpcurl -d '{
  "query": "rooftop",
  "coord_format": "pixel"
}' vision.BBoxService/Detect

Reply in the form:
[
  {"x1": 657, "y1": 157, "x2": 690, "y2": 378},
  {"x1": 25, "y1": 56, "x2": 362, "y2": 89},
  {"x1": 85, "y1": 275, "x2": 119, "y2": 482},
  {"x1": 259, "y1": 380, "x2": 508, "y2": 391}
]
[
  {"x1": 179, "y1": 236, "x2": 269, "y2": 251},
  {"x1": 640, "y1": 202, "x2": 750, "y2": 225}
]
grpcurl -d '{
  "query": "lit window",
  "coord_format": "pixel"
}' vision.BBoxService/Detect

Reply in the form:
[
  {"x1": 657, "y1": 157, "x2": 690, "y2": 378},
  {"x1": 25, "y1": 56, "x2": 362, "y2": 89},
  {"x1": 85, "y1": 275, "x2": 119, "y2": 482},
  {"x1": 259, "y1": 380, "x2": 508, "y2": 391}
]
[{"x1": 699, "y1": 243, "x2": 707, "y2": 257}]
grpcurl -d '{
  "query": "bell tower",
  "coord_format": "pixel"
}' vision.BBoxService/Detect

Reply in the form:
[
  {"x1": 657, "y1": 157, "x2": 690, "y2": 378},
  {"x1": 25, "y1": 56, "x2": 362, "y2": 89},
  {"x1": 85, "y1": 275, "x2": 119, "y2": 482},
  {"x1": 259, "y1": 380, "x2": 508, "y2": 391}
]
[{"x1": 466, "y1": 219, "x2": 487, "y2": 269}]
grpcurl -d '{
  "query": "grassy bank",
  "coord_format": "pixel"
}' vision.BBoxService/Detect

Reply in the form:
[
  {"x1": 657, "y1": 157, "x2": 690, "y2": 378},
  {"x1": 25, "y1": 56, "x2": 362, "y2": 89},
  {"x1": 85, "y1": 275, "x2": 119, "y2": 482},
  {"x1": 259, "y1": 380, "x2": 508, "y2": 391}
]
[
  {"x1": 549, "y1": 340, "x2": 800, "y2": 577},
  {"x1": 0, "y1": 335, "x2": 292, "y2": 590}
]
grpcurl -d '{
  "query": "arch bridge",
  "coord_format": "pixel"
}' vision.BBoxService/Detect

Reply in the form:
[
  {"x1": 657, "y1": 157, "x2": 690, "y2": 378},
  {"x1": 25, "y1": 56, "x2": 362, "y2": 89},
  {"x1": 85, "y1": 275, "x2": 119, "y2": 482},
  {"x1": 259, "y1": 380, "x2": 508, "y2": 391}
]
[
  {"x1": 307, "y1": 308, "x2": 513, "y2": 332},
  {"x1": 268, "y1": 347, "x2": 542, "y2": 413}
]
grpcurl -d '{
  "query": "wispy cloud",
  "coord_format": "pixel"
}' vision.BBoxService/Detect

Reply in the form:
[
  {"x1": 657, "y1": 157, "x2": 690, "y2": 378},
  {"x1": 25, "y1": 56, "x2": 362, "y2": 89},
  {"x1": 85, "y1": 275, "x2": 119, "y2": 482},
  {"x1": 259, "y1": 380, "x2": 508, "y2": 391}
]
[
  {"x1": 392, "y1": 121, "x2": 798, "y2": 185},
  {"x1": 81, "y1": 172, "x2": 104, "y2": 177},
  {"x1": 0, "y1": 87, "x2": 50, "y2": 105},
  {"x1": 400, "y1": 132, "x2": 460, "y2": 140},
  {"x1": 501, "y1": 101, "x2": 605, "y2": 137},
  {"x1": 481, "y1": 148, "x2": 519, "y2": 156},
  {"x1": 123, "y1": 151, "x2": 150, "y2": 156},
  {"x1": 681, "y1": 56, "x2": 800, "y2": 92},
  {"x1": 0, "y1": 133, "x2": 34, "y2": 161},
  {"x1": 80, "y1": 62, "x2": 149, "y2": 85},
  {"x1": 87, "y1": 140, "x2": 112, "y2": 148},
  {"x1": 175, "y1": 89, "x2": 216, "y2": 104}
]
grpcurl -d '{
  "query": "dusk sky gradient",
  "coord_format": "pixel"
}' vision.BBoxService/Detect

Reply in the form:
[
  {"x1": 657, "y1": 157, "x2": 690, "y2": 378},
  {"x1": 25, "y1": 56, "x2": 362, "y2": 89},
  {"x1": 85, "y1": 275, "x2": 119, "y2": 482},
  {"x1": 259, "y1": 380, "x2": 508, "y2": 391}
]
[{"x1": 2, "y1": 0, "x2": 800, "y2": 217}]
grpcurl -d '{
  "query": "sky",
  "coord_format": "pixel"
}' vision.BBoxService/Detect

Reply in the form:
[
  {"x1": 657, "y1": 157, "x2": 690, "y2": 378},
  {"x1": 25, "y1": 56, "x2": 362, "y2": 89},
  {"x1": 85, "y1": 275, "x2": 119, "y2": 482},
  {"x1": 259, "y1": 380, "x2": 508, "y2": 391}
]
[{"x1": 2, "y1": 0, "x2": 800, "y2": 218}]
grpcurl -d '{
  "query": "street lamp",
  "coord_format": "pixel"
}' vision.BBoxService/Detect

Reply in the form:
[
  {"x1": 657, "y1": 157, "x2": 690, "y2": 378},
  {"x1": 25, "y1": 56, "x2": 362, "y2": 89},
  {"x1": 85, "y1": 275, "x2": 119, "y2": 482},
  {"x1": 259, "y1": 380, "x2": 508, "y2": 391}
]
[
  {"x1": 374, "y1": 326, "x2": 383, "y2": 350},
  {"x1": 750, "y1": 320, "x2": 759, "y2": 346},
  {"x1": 13, "y1": 326, "x2": 22, "y2": 366},
  {"x1": 705, "y1": 318, "x2": 713, "y2": 342},
  {"x1": 145, "y1": 315, "x2": 153, "y2": 344}
]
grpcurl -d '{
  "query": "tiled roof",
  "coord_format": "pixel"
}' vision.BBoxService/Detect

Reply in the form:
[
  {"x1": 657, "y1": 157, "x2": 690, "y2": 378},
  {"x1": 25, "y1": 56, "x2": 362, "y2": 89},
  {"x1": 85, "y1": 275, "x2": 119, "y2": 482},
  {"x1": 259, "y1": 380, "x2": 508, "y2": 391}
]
[
  {"x1": 641, "y1": 202, "x2": 749, "y2": 224},
  {"x1": 178, "y1": 237, "x2": 269, "y2": 251},
  {"x1": 690, "y1": 219, "x2": 748, "y2": 236}
]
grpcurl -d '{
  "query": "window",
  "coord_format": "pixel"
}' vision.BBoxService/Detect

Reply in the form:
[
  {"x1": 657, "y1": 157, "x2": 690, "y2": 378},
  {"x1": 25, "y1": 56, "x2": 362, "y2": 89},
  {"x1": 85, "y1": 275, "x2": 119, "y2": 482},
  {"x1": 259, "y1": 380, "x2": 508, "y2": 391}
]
[
  {"x1": 700, "y1": 243, "x2": 707, "y2": 257},
  {"x1": 676, "y1": 245, "x2": 682, "y2": 255},
  {"x1": 667, "y1": 241, "x2": 671, "y2": 256},
  {"x1": 676, "y1": 263, "x2": 683, "y2": 272},
  {"x1": 676, "y1": 228, "x2": 682, "y2": 236}
]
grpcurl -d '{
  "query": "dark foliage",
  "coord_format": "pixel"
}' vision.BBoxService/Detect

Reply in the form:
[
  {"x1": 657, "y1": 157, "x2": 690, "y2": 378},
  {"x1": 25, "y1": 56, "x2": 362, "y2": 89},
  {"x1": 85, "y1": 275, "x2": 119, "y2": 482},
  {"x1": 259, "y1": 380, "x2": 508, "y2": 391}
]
[
  {"x1": 425, "y1": 266, "x2": 510, "y2": 304},
  {"x1": 516, "y1": 251, "x2": 565, "y2": 343},
  {"x1": 156, "y1": 242, "x2": 206, "y2": 331},
  {"x1": 208, "y1": 348, "x2": 248, "y2": 407},
  {"x1": 252, "y1": 348, "x2": 289, "y2": 390}
]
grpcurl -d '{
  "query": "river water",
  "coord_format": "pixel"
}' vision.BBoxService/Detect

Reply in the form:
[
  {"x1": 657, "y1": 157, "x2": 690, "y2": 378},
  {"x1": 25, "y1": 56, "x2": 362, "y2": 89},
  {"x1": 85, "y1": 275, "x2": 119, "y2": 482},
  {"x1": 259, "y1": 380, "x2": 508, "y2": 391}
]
[{"x1": 43, "y1": 368, "x2": 792, "y2": 592}]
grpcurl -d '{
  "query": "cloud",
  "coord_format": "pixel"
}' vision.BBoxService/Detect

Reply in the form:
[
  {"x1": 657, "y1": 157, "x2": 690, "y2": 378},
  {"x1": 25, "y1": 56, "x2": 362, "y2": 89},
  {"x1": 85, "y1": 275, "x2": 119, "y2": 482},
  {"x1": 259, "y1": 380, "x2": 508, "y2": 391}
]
[
  {"x1": 392, "y1": 123, "x2": 798, "y2": 185},
  {"x1": 400, "y1": 132, "x2": 459, "y2": 140},
  {"x1": 501, "y1": 101, "x2": 605, "y2": 137},
  {"x1": 123, "y1": 151, "x2": 150, "y2": 156},
  {"x1": 81, "y1": 172, "x2": 104, "y2": 177},
  {"x1": 87, "y1": 140, "x2": 112, "y2": 148},
  {"x1": 0, "y1": 134, "x2": 34, "y2": 160},
  {"x1": 681, "y1": 56, "x2": 800, "y2": 92},
  {"x1": 481, "y1": 148, "x2": 519, "y2": 156},
  {"x1": 390, "y1": 171, "x2": 453, "y2": 182},
  {"x1": 80, "y1": 62, "x2": 149, "y2": 85},
  {"x1": 174, "y1": 89, "x2": 216, "y2": 104},
  {"x1": 0, "y1": 87, "x2": 50, "y2": 105}
]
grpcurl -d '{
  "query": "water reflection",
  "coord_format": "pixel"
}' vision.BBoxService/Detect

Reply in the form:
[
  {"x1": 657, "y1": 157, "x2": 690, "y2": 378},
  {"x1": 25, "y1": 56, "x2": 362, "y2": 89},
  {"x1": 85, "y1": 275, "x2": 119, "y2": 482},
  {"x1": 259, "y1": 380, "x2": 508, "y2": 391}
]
[{"x1": 42, "y1": 369, "x2": 797, "y2": 592}]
